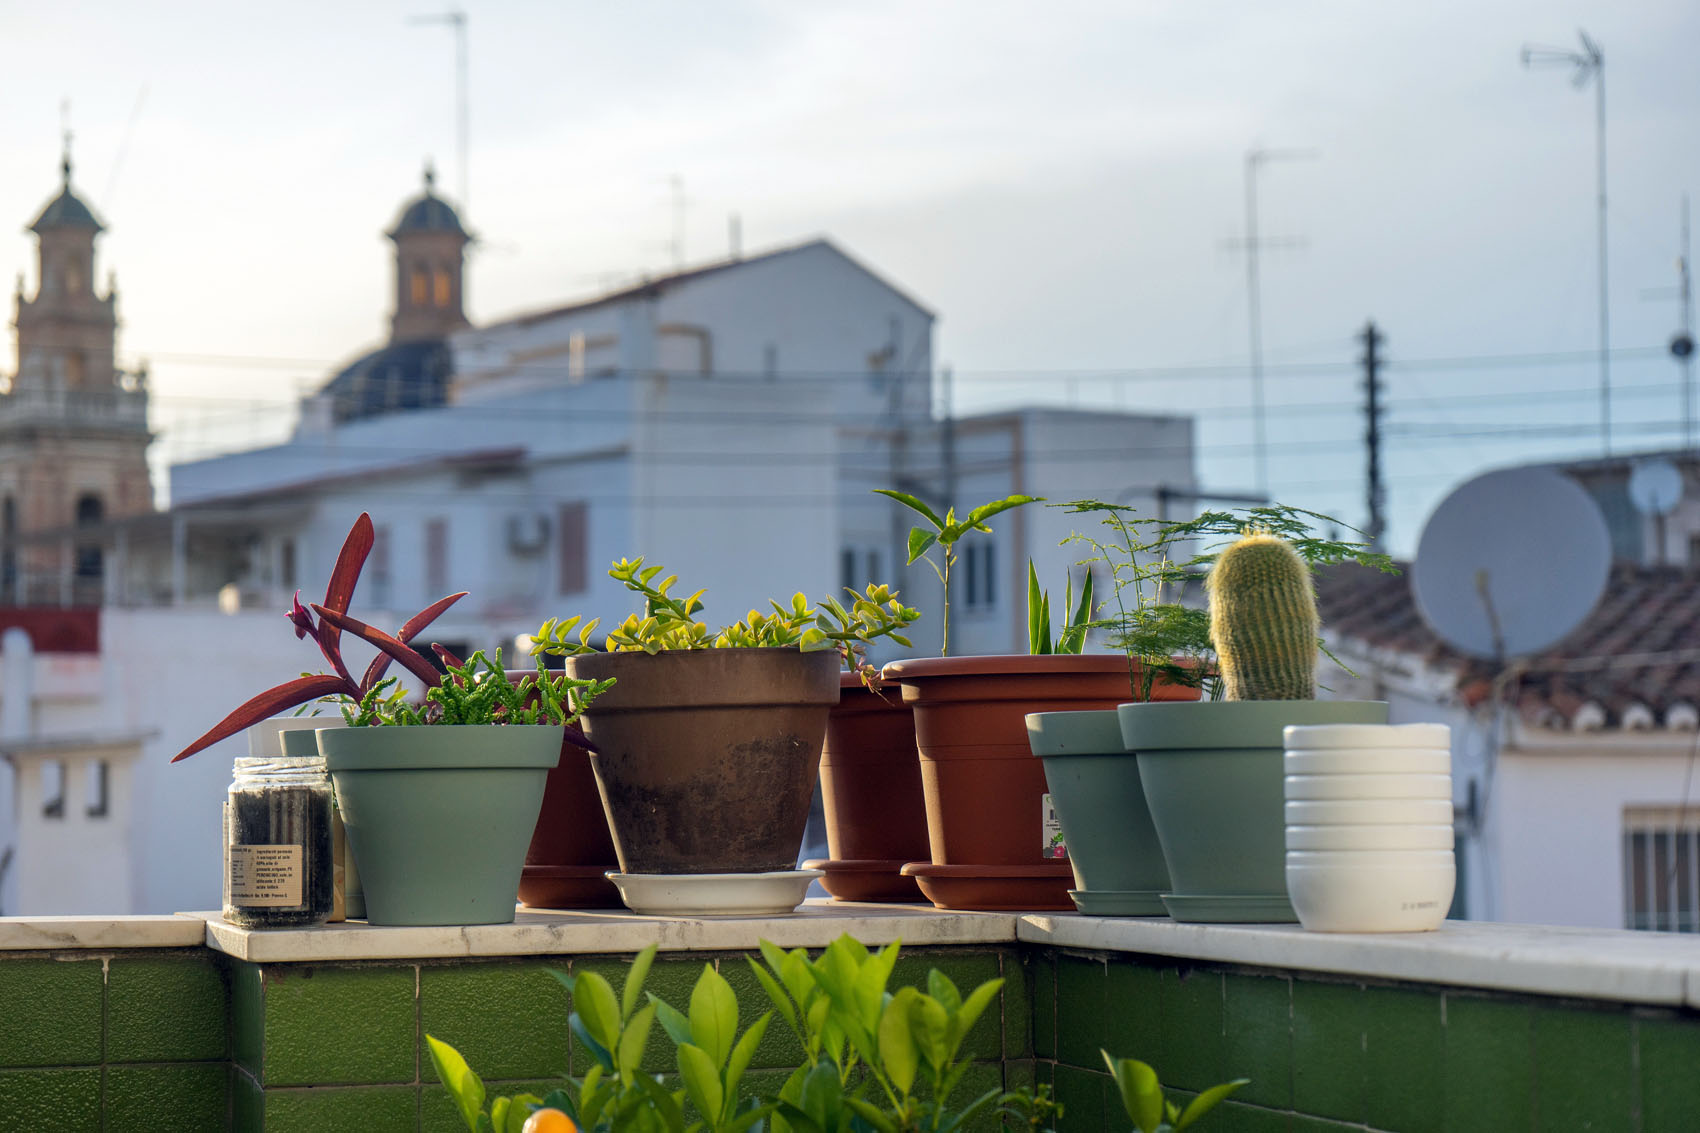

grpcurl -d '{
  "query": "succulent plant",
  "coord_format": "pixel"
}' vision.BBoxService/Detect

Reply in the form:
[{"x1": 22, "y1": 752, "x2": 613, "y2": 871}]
[{"x1": 1206, "y1": 531, "x2": 1319, "y2": 701}]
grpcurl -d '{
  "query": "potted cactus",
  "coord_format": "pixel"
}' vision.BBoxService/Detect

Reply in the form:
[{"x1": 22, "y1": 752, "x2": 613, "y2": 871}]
[{"x1": 1115, "y1": 528, "x2": 1389, "y2": 923}]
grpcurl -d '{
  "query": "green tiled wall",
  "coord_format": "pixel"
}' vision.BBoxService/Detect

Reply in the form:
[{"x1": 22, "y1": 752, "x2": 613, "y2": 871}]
[
  {"x1": 0, "y1": 949, "x2": 230, "y2": 1131},
  {"x1": 6, "y1": 939, "x2": 1698, "y2": 1132},
  {"x1": 228, "y1": 945, "x2": 1026, "y2": 1132},
  {"x1": 1037, "y1": 948, "x2": 1700, "y2": 1133}
]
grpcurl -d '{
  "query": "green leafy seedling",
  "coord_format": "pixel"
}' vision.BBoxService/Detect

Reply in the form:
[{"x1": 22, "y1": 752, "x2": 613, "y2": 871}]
[
  {"x1": 874, "y1": 489, "x2": 1043, "y2": 655},
  {"x1": 1102, "y1": 1051, "x2": 1246, "y2": 1132}
]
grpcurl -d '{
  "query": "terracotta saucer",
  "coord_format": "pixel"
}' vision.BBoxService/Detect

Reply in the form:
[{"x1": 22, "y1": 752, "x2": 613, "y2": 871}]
[
  {"x1": 898, "y1": 861, "x2": 1076, "y2": 911},
  {"x1": 518, "y1": 864, "x2": 624, "y2": 910},
  {"x1": 800, "y1": 858, "x2": 927, "y2": 903}
]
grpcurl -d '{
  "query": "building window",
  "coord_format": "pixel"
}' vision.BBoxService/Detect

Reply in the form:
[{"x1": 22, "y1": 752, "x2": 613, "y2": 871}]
[
  {"x1": 433, "y1": 269, "x2": 452, "y2": 308},
  {"x1": 424, "y1": 518, "x2": 449, "y2": 598},
  {"x1": 840, "y1": 548, "x2": 856, "y2": 593},
  {"x1": 64, "y1": 351, "x2": 85, "y2": 388},
  {"x1": 279, "y1": 538, "x2": 297, "y2": 591},
  {"x1": 410, "y1": 268, "x2": 429, "y2": 305},
  {"x1": 370, "y1": 525, "x2": 392, "y2": 608},
  {"x1": 963, "y1": 539, "x2": 996, "y2": 612},
  {"x1": 1, "y1": 495, "x2": 14, "y2": 602},
  {"x1": 866, "y1": 550, "x2": 882, "y2": 589},
  {"x1": 558, "y1": 502, "x2": 588, "y2": 595},
  {"x1": 1624, "y1": 808, "x2": 1700, "y2": 932},
  {"x1": 85, "y1": 761, "x2": 109, "y2": 819},
  {"x1": 74, "y1": 493, "x2": 103, "y2": 580}
]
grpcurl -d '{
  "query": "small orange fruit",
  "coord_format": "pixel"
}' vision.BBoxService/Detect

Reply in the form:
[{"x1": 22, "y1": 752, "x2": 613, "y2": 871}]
[{"x1": 522, "y1": 1108, "x2": 577, "y2": 1133}]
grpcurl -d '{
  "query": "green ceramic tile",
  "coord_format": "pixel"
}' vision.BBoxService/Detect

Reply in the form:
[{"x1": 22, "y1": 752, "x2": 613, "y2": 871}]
[
  {"x1": 1002, "y1": 949, "x2": 1033, "y2": 1059},
  {"x1": 0, "y1": 1067, "x2": 102, "y2": 1130},
  {"x1": 890, "y1": 950, "x2": 1004, "y2": 1061},
  {"x1": 1103, "y1": 961, "x2": 1162, "y2": 1075},
  {"x1": 716, "y1": 953, "x2": 808, "y2": 1071},
  {"x1": 105, "y1": 1063, "x2": 229, "y2": 1133},
  {"x1": 1638, "y1": 1013, "x2": 1700, "y2": 1132},
  {"x1": 1289, "y1": 979, "x2": 1364, "y2": 1124},
  {"x1": 263, "y1": 1084, "x2": 419, "y2": 1131},
  {"x1": 1157, "y1": 965, "x2": 1224, "y2": 1094},
  {"x1": 574, "y1": 954, "x2": 699, "y2": 1075},
  {"x1": 1006, "y1": 1058, "x2": 1037, "y2": 1095},
  {"x1": 1213, "y1": 1098, "x2": 1292, "y2": 1133},
  {"x1": 1032, "y1": 950, "x2": 1057, "y2": 1061},
  {"x1": 0, "y1": 957, "x2": 104, "y2": 1067},
  {"x1": 107, "y1": 953, "x2": 229, "y2": 1062},
  {"x1": 231, "y1": 961, "x2": 265, "y2": 1082},
  {"x1": 421, "y1": 961, "x2": 569, "y2": 1082},
  {"x1": 1052, "y1": 1064, "x2": 1106, "y2": 1133},
  {"x1": 233, "y1": 1070, "x2": 264, "y2": 1131},
  {"x1": 1442, "y1": 993, "x2": 1534, "y2": 1133},
  {"x1": 953, "y1": 1060, "x2": 1009, "y2": 1133},
  {"x1": 1533, "y1": 1003, "x2": 1633, "y2": 1133},
  {"x1": 421, "y1": 1079, "x2": 567, "y2": 1133},
  {"x1": 1055, "y1": 954, "x2": 1106, "y2": 1070},
  {"x1": 1222, "y1": 971, "x2": 1290, "y2": 1111},
  {"x1": 263, "y1": 965, "x2": 417, "y2": 1087},
  {"x1": 1288, "y1": 1115, "x2": 1366, "y2": 1133},
  {"x1": 1363, "y1": 985, "x2": 1443, "y2": 1133}
]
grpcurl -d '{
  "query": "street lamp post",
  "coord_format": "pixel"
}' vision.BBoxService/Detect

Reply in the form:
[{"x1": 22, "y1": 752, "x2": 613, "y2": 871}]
[{"x1": 1523, "y1": 30, "x2": 1608, "y2": 455}]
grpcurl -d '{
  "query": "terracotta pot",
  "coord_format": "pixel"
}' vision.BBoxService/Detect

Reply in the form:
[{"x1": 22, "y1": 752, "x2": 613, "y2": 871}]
[
  {"x1": 804, "y1": 673, "x2": 929, "y2": 902},
  {"x1": 565, "y1": 647, "x2": 841, "y2": 874},
  {"x1": 884, "y1": 654, "x2": 1199, "y2": 910},
  {"x1": 517, "y1": 733, "x2": 622, "y2": 909}
]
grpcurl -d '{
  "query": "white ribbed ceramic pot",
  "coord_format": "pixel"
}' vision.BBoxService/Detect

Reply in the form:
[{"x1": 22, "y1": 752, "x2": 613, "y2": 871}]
[{"x1": 1282, "y1": 722, "x2": 1455, "y2": 932}]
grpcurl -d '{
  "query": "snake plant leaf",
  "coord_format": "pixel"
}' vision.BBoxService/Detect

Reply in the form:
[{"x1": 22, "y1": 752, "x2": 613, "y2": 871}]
[
  {"x1": 171, "y1": 674, "x2": 353, "y2": 762},
  {"x1": 318, "y1": 512, "x2": 375, "y2": 657}
]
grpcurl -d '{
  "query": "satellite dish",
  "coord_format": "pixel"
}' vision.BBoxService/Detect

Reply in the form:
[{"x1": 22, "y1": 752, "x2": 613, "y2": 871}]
[
  {"x1": 1413, "y1": 467, "x2": 1611, "y2": 660},
  {"x1": 1628, "y1": 458, "x2": 1683, "y2": 516}
]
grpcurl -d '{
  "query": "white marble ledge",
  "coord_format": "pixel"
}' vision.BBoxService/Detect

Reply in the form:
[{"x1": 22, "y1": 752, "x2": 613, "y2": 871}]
[
  {"x1": 0, "y1": 914, "x2": 208, "y2": 952},
  {"x1": 196, "y1": 902, "x2": 1017, "y2": 964},
  {"x1": 1019, "y1": 915, "x2": 1700, "y2": 1009}
]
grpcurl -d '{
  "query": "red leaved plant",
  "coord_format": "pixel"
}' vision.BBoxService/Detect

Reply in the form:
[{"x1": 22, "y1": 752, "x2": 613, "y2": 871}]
[{"x1": 174, "y1": 513, "x2": 470, "y2": 762}]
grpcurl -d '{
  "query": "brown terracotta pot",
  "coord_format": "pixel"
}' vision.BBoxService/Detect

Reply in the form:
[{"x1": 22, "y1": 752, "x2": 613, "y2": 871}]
[
  {"x1": 883, "y1": 654, "x2": 1200, "y2": 910},
  {"x1": 517, "y1": 734, "x2": 622, "y2": 909},
  {"x1": 565, "y1": 647, "x2": 841, "y2": 874},
  {"x1": 804, "y1": 673, "x2": 930, "y2": 902}
]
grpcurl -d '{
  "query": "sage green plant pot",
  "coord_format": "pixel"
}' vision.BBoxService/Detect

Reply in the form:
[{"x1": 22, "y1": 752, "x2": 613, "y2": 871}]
[
  {"x1": 317, "y1": 724, "x2": 563, "y2": 926},
  {"x1": 1026, "y1": 709, "x2": 1170, "y2": 916},
  {"x1": 1118, "y1": 699, "x2": 1387, "y2": 923}
]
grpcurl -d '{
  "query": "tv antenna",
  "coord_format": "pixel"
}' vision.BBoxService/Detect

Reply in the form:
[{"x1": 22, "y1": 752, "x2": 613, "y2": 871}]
[
  {"x1": 411, "y1": 8, "x2": 469, "y2": 215},
  {"x1": 1223, "y1": 146, "x2": 1317, "y2": 495},
  {"x1": 1640, "y1": 195, "x2": 1695, "y2": 449}
]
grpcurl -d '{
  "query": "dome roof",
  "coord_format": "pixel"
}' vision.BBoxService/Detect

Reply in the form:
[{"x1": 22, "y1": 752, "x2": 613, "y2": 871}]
[
  {"x1": 319, "y1": 339, "x2": 452, "y2": 424},
  {"x1": 28, "y1": 159, "x2": 103, "y2": 234},
  {"x1": 388, "y1": 164, "x2": 467, "y2": 239}
]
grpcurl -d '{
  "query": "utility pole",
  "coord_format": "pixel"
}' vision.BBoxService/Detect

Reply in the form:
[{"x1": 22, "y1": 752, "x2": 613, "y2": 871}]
[
  {"x1": 1361, "y1": 321, "x2": 1386, "y2": 551},
  {"x1": 1639, "y1": 196, "x2": 1695, "y2": 449},
  {"x1": 1523, "y1": 30, "x2": 1608, "y2": 455},
  {"x1": 412, "y1": 9, "x2": 469, "y2": 214},
  {"x1": 1230, "y1": 147, "x2": 1317, "y2": 494}
]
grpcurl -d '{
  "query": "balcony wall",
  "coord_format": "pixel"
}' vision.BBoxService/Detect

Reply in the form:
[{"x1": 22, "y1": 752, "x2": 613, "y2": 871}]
[{"x1": 1, "y1": 909, "x2": 1697, "y2": 1132}]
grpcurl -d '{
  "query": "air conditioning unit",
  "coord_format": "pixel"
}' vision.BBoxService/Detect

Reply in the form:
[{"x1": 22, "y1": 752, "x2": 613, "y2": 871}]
[{"x1": 506, "y1": 512, "x2": 550, "y2": 554}]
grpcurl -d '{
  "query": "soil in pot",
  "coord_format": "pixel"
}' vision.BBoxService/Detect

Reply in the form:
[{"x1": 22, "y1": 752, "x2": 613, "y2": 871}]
[
  {"x1": 518, "y1": 733, "x2": 622, "y2": 909},
  {"x1": 1119, "y1": 699, "x2": 1388, "y2": 924},
  {"x1": 1027, "y1": 708, "x2": 1170, "y2": 916},
  {"x1": 885, "y1": 654, "x2": 1199, "y2": 911},
  {"x1": 804, "y1": 673, "x2": 929, "y2": 902},
  {"x1": 319, "y1": 724, "x2": 563, "y2": 927},
  {"x1": 565, "y1": 647, "x2": 840, "y2": 875}
]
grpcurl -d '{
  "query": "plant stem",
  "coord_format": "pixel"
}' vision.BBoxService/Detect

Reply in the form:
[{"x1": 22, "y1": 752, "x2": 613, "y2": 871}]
[{"x1": 940, "y1": 553, "x2": 951, "y2": 656}]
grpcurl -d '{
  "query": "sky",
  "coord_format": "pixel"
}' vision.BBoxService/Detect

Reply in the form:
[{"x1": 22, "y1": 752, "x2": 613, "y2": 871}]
[{"x1": 4, "y1": 0, "x2": 1700, "y2": 556}]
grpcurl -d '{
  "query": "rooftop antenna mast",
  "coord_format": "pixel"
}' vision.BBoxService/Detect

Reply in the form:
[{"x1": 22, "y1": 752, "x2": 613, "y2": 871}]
[
  {"x1": 411, "y1": 8, "x2": 469, "y2": 215},
  {"x1": 1642, "y1": 196, "x2": 1696, "y2": 449},
  {"x1": 1228, "y1": 146, "x2": 1317, "y2": 495},
  {"x1": 1523, "y1": 29, "x2": 1608, "y2": 455}
]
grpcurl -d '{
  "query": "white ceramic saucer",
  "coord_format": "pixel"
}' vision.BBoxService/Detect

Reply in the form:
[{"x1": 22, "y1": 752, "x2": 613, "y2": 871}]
[{"x1": 605, "y1": 869, "x2": 824, "y2": 916}]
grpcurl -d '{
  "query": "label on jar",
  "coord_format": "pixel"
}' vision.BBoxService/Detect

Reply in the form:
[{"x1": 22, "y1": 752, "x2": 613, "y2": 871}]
[
  {"x1": 228, "y1": 844, "x2": 304, "y2": 907},
  {"x1": 1042, "y1": 793, "x2": 1068, "y2": 860}
]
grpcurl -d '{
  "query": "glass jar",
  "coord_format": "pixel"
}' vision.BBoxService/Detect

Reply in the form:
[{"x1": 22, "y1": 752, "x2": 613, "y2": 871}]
[{"x1": 223, "y1": 755, "x2": 334, "y2": 928}]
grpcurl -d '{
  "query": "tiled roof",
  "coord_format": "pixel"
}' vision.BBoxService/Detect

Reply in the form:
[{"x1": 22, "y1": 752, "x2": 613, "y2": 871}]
[{"x1": 1314, "y1": 561, "x2": 1700, "y2": 732}]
